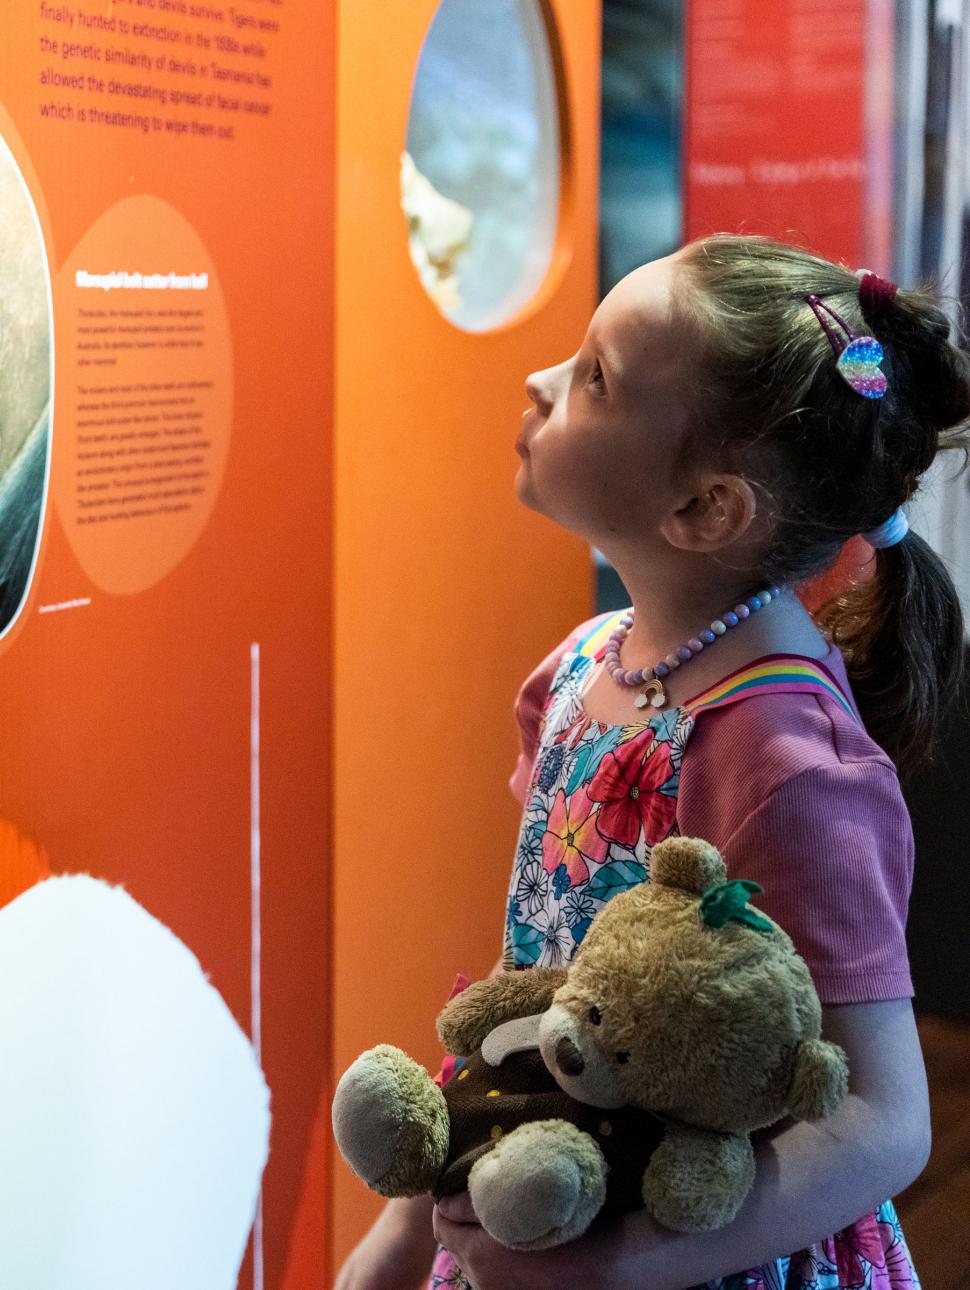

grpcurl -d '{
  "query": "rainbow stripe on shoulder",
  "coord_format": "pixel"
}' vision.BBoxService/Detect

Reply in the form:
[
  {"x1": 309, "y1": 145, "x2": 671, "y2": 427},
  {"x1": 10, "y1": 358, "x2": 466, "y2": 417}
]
[
  {"x1": 683, "y1": 655, "x2": 859, "y2": 722},
  {"x1": 571, "y1": 609, "x2": 859, "y2": 724},
  {"x1": 573, "y1": 609, "x2": 629, "y2": 661}
]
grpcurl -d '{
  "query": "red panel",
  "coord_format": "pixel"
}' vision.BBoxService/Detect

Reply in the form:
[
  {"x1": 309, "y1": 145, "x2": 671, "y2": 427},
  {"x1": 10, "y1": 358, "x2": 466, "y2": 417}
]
[{"x1": 685, "y1": 0, "x2": 869, "y2": 265}]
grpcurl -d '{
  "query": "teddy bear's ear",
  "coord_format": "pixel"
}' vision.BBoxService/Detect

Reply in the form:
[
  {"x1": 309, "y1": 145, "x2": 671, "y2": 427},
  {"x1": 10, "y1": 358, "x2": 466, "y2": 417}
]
[
  {"x1": 787, "y1": 1039, "x2": 849, "y2": 1121},
  {"x1": 650, "y1": 837, "x2": 727, "y2": 894}
]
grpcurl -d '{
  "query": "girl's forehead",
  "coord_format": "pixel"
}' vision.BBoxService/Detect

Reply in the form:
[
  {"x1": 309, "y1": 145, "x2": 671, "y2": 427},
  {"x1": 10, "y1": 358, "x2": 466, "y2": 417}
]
[
  {"x1": 590, "y1": 254, "x2": 683, "y2": 388},
  {"x1": 598, "y1": 255, "x2": 679, "y2": 332}
]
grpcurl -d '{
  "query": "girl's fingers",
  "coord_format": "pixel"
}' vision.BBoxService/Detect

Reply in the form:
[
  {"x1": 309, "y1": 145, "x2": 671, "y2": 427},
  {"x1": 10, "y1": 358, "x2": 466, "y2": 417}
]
[{"x1": 434, "y1": 1191, "x2": 478, "y2": 1223}]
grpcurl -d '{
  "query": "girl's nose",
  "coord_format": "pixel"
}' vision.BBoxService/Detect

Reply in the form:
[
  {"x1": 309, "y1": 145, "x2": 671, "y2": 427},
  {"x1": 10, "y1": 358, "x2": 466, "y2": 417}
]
[{"x1": 525, "y1": 370, "x2": 553, "y2": 416}]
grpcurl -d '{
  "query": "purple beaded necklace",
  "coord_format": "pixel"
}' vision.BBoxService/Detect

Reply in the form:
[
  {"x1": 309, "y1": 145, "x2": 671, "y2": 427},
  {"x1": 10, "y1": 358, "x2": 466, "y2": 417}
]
[{"x1": 605, "y1": 584, "x2": 785, "y2": 710}]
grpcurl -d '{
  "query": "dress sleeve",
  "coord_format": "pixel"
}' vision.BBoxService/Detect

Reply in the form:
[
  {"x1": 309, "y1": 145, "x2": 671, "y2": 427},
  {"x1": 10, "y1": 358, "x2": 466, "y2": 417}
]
[
  {"x1": 508, "y1": 614, "x2": 608, "y2": 807},
  {"x1": 716, "y1": 762, "x2": 915, "y2": 1004}
]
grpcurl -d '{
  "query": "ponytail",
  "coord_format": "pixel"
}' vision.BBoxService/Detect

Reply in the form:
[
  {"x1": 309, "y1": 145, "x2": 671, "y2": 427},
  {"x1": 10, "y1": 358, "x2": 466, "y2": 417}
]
[
  {"x1": 677, "y1": 235, "x2": 970, "y2": 780},
  {"x1": 814, "y1": 531, "x2": 967, "y2": 780},
  {"x1": 813, "y1": 280, "x2": 970, "y2": 780}
]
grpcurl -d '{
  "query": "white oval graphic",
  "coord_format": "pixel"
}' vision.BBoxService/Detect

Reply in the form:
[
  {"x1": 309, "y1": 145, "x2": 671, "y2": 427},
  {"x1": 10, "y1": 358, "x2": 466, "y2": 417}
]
[{"x1": 0, "y1": 874, "x2": 270, "y2": 1289}]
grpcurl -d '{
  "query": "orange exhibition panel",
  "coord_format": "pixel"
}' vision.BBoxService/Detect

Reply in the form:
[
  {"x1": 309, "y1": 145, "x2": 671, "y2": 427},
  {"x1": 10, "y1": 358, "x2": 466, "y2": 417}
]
[
  {"x1": 328, "y1": 0, "x2": 601, "y2": 1278},
  {"x1": 0, "y1": 5, "x2": 333, "y2": 1289},
  {"x1": 0, "y1": 0, "x2": 599, "y2": 1284}
]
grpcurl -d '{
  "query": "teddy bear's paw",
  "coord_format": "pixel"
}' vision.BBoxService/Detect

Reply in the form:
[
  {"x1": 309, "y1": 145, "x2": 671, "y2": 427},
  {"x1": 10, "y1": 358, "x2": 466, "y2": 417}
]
[
  {"x1": 788, "y1": 1038, "x2": 849, "y2": 1121},
  {"x1": 468, "y1": 1119, "x2": 607, "y2": 1251},
  {"x1": 331, "y1": 1045, "x2": 449, "y2": 1197},
  {"x1": 643, "y1": 1126, "x2": 754, "y2": 1233},
  {"x1": 437, "y1": 968, "x2": 569, "y2": 1055}
]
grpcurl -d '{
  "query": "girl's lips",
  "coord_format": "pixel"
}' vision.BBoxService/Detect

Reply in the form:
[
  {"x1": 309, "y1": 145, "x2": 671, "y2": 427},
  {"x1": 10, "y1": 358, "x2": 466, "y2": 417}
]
[
  {"x1": 517, "y1": 409, "x2": 534, "y2": 455},
  {"x1": 515, "y1": 410, "x2": 539, "y2": 461}
]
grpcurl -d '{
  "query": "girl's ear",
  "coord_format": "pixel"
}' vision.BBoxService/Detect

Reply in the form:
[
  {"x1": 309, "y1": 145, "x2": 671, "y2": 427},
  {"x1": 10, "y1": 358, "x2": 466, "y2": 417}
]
[{"x1": 661, "y1": 474, "x2": 759, "y2": 553}]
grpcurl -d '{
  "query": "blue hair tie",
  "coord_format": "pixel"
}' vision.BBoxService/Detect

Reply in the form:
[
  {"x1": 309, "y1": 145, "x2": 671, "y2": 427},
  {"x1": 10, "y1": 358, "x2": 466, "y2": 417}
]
[{"x1": 862, "y1": 507, "x2": 909, "y2": 549}]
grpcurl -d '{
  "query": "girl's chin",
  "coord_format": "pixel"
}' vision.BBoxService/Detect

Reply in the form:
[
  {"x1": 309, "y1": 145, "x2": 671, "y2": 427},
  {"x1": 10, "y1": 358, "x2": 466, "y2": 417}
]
[
  {"x1": 513, "y1": 477, "x2": 537, "y2": 513},
  {"x1": 513, "y1": 464, "x2": 533, "y2": 497}
]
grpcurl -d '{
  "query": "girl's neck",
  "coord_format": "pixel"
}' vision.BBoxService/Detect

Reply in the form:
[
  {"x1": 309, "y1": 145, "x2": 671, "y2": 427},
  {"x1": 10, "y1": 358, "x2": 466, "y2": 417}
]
[{"x1": 616, "y1": 579, "x2": 832, "y2": 684}]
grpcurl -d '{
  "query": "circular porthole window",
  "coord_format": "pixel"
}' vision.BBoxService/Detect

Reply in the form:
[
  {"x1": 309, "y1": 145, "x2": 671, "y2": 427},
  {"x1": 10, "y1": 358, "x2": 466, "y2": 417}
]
[
  {"x1": 403, "y1": 0, "x2": 563, "y2": 332},
  {"x1": 0, "y1": 133, "x2": 52, "y2": 639}
]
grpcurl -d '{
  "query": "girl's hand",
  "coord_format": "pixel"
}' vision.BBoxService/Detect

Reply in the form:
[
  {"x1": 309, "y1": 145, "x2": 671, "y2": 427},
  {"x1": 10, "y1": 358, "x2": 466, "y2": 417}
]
[
  {"x1": 433, "y1": 1195, "x2": 635, "y2": 1290},
  {"x1": 334, "y1": 1195, "x2": 436, "y2": 1290}
]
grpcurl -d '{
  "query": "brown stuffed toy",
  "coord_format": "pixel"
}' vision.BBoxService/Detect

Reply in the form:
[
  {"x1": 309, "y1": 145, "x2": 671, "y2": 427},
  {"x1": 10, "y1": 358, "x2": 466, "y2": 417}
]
[{"x1": 332, "y1": 837, "x2": 849, "y2": 1250}]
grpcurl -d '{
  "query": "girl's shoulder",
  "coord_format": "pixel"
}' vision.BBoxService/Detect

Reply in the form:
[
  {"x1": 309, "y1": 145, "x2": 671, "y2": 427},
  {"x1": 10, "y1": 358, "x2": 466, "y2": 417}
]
[
  {"x1": 513, "y1": 610, "x2": 621, "y2": 710},
  {"x1": 508, "y1": 612, "x2": 622, "y2": 806},
  {"x1": 687, "y1": 645, "x2": 895, "y2": 774},
  {"x1": 678, "y1": 644, "x2": 909, "y2": 853}
]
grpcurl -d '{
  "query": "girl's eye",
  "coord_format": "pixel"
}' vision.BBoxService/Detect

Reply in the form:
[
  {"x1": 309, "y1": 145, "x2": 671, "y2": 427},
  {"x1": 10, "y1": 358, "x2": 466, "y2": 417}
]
[{"x1": 588, "y1": 361, "x2": 606, "y2": 393}]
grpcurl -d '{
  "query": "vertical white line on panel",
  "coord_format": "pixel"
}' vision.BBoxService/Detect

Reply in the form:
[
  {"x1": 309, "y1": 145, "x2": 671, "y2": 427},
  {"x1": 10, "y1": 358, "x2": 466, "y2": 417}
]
[{"x1": 251, "y1": 641, "x2": 264, "y2": 1290}]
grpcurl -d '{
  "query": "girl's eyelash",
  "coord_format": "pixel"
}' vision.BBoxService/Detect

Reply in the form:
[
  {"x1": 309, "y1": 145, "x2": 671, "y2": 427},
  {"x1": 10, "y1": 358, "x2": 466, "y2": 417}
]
[{"x1": 588, "y1": 361, "x2": 606, "y2": 391}]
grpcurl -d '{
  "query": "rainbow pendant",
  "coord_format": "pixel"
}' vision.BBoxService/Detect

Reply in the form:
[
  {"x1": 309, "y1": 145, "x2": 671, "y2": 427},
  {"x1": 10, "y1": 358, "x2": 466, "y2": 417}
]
[{"x1": 634, "y1": 679, "x2": 666, "y2": 710}]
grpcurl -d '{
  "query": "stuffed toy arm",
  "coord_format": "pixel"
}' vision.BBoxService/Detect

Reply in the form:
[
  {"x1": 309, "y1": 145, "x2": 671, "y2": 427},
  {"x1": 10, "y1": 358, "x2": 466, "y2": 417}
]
[
  {"x1": 436, "y1": 966, "x2": 568, "y2": 1056},
  {"x1": 642, "y1": 1123, "x2": 756, "y2": 1233},
  {"x1": 787, "y1": 1037, "x2": 849, "y2": 1120}
]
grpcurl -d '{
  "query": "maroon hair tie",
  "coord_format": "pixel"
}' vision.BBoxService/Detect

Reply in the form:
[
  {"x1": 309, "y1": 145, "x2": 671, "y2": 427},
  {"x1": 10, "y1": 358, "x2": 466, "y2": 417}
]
[{"x1": 858, "y1": 271, "x2": 898, "y2": 323}]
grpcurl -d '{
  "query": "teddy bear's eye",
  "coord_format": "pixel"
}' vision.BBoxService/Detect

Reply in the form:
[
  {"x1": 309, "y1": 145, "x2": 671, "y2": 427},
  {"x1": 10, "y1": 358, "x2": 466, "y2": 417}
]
[
  {"x1": 588, "y1": 1006, "x2": 601, "y2": 1026},
  {"x1": 615, "y1": 1051, "x2": 630, "y2": 1065}
]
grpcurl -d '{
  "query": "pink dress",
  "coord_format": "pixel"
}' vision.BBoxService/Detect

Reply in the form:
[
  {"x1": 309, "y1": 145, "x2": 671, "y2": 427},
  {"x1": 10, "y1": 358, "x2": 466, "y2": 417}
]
[{"x1": 430, "y1": 610, "x2": 921, "y2": 1290}]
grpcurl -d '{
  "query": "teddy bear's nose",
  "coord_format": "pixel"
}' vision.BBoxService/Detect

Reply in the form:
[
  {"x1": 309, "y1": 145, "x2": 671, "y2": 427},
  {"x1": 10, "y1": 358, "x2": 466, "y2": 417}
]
[{"x1": 555, "y1": 1036, "x2": 585, "y2": 1076}]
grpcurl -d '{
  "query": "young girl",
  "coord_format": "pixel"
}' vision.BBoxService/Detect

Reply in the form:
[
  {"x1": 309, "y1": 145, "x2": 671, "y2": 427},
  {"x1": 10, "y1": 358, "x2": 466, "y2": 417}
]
[{"x1": 335, "y1": 235, "x2": 970, "y2": 1290}]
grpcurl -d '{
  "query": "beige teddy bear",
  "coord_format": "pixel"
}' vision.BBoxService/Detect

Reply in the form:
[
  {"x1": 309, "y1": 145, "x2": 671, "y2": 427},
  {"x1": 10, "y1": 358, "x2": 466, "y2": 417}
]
[{"x1": 332, "y1": 837, "x2": 848, "y2": 1249}]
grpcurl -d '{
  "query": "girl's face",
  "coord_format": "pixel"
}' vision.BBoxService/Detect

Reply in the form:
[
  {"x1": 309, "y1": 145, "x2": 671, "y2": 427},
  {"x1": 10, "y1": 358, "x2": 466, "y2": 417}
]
[{"x1": 516, "y1": 252, "x2": 690, "y2": 548}]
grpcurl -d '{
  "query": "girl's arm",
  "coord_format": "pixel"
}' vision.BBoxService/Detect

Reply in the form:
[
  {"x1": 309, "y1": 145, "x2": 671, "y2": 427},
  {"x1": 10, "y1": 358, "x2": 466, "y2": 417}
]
[
  {"x1": 433, "y1": 997, "x2": 931, "y2": 1290},
  {"x1": 334, "y1": 1194, "x2": 437, "y2": 1290},
  {"x1": 335, "y1": 956, "x2": 507, "y2": 1289}
]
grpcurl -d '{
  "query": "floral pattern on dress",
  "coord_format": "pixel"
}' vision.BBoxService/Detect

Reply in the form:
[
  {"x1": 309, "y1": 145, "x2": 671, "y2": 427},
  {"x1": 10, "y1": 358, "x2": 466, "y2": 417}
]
[
  {"x1": 504, "y1": 649, "x2": 690, "y2": 970},
  {"x1": 541, "y1": 788, "x2": 609, "y2": 888},
  {"x1": 429, "y1": 1244, "x2": 473, "y2": 1289},
  {"x1": 587, "y1": 728, "x2": 679, "y2": 847},
  {"x1": 687, "y1": 1201, "x2": 920, "y2": 1290},
  {"x1": 434, "y1": 642, "x2": 922, "y2": 1290}
]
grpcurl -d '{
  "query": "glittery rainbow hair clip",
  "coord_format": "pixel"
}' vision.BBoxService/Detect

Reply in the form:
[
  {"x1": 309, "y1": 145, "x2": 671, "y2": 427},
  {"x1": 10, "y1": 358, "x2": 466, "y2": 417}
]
[{"x1": 805, "y1": 289, "x2": 889, "y2": 399}]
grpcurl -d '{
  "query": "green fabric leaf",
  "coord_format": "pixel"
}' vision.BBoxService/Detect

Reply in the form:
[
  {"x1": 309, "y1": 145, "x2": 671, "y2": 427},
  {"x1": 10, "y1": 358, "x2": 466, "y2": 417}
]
[{"x1": 699, "y1": 879, "x2": 773, "y2": 934}]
